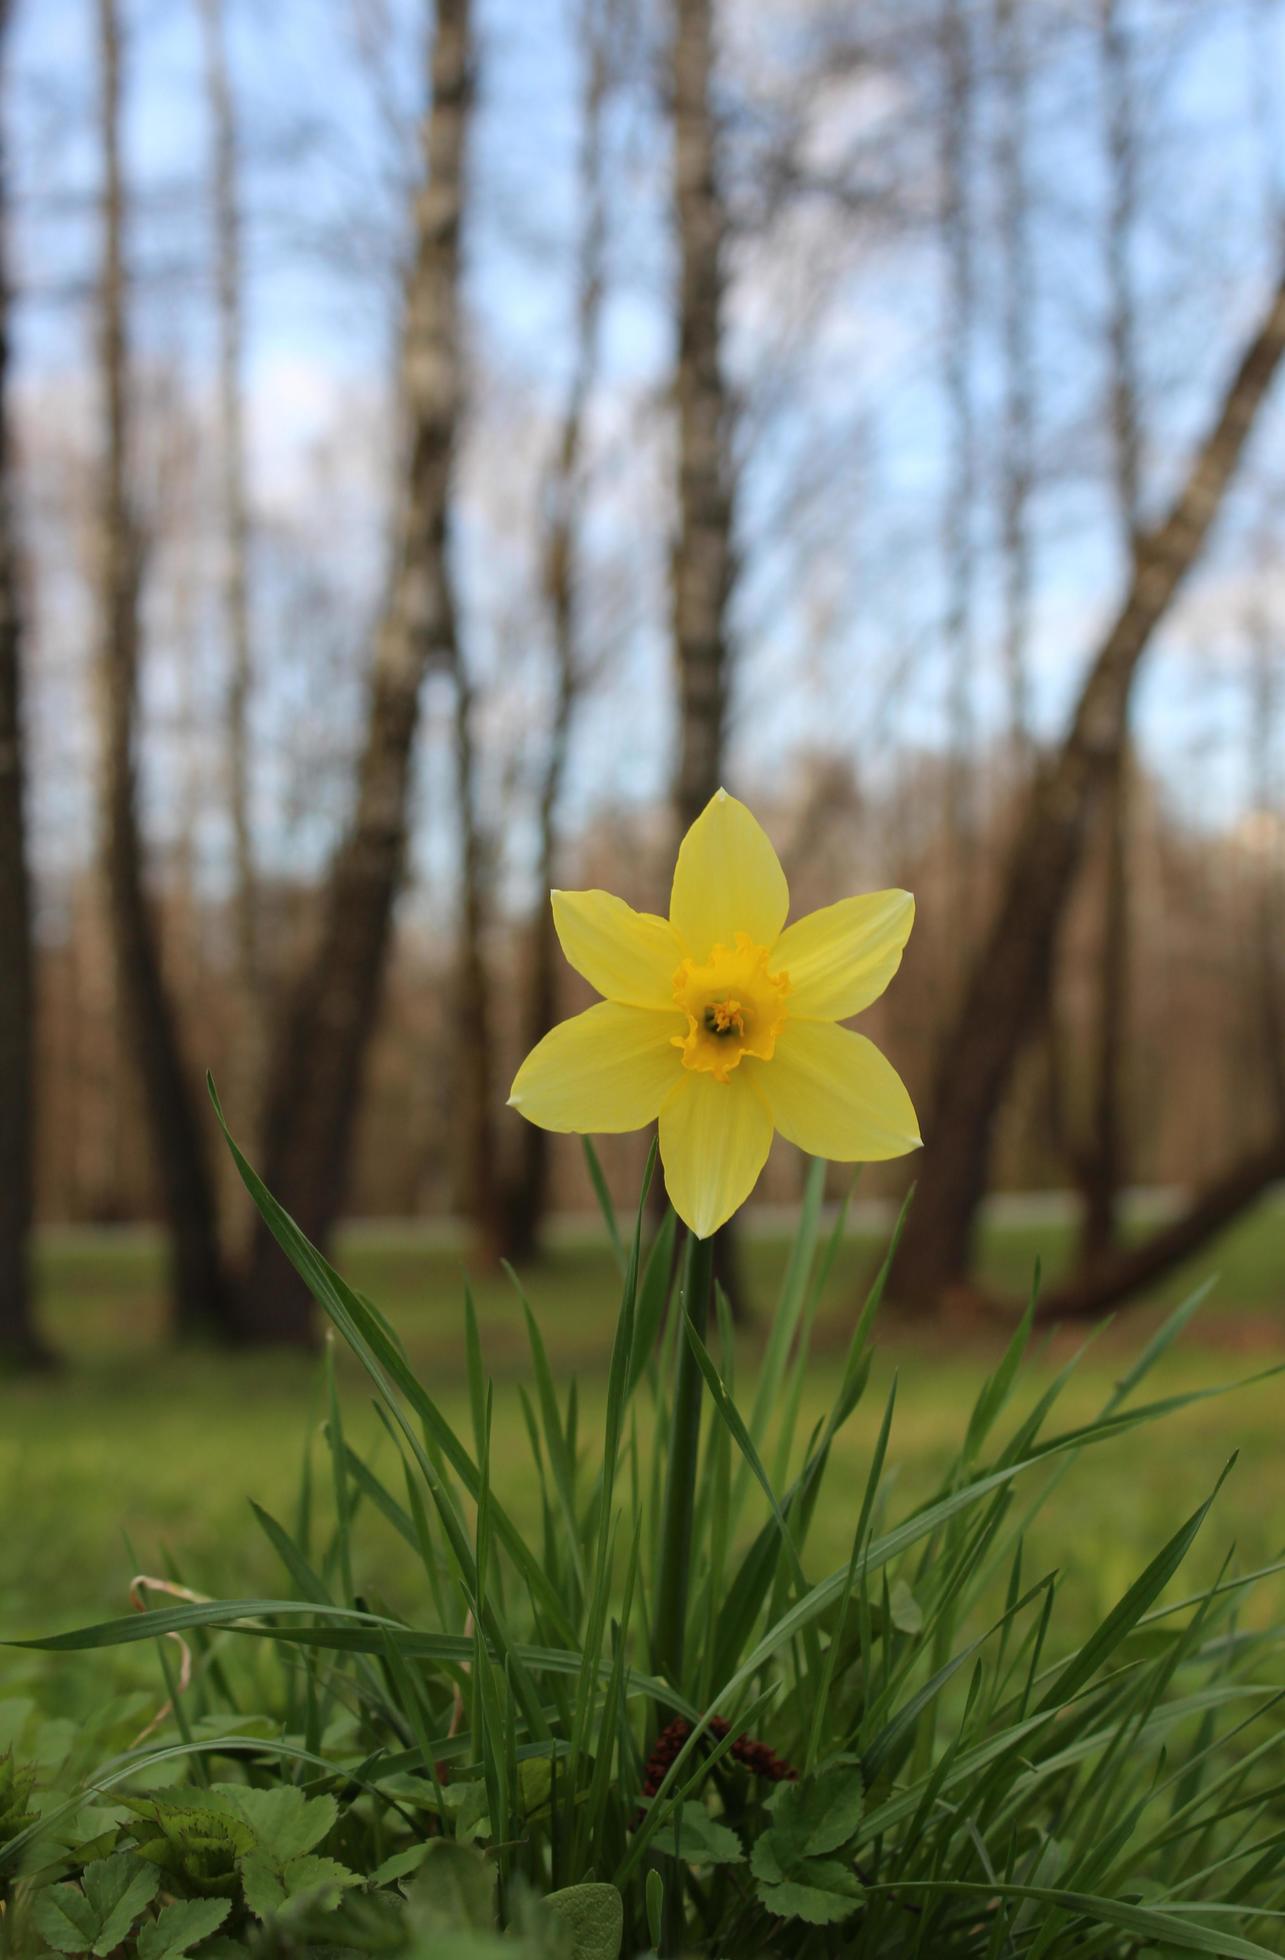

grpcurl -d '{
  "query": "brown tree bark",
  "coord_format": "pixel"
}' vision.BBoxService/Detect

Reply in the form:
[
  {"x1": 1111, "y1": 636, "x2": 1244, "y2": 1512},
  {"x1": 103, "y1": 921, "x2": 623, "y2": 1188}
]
[
  {"x1": 888, "y1": 260, "x2": 1285, "y2": 1312},
  {"x1": 672, "y1": 0, "x2": 733, "y2": 840},
  {"x1": 238, "y1": 0, "x2": 473, "y2": 1339},
  {"x1": 1077, "y1": 0, "x2": 1141, "y2": 1268},
  {"x1": 668, "y1": 0, "x2": 746, "y2": 1317},
  {"x1": 0, "y1": 0, "x2": 50, "y2": 1370},
  {"x1": 994, "y1": 0, "x2": 1032, "y2": 762},
  {"x1": 1036, "y1": 1127, "x2": 1285, "y2": 1323},
  {"x1": 95, "y1": 0, "x2": 230, "y2": 1339},
  {"x1": 939, "y1": 0, "x2": 978, "y2": 966},
  {"x1": 505, "y1": 0, "x2": 611, "y2": 1263},
  {"x1": 199, "y1": 0, "x2": 261, "y2": 1146}
]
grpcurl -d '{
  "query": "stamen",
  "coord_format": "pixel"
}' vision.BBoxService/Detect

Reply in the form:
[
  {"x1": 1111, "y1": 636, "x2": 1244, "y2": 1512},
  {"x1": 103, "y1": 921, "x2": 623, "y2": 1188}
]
[{"x1": 703, "y1": 998, "x2": 744, "y2": 1038}]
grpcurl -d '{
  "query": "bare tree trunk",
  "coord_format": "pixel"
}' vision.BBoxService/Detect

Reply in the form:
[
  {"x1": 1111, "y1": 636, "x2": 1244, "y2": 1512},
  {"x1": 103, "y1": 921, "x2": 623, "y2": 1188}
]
[
  {"x1": 239, "y1": 0, "x2": 473, "y2": 1339},
  {"x1": 888, "y1": 262, "x2": 1285, "y2": 1312},
  {"x1": 994, "y1": 0, "x2": 1032, "y2": 763},
  {"x1": 0, "y1": 0, "x2": 50, "y2": 1370},
  {"x1": 939, "y1": 0, "x2": 977, "y2": 967},
  {"x1": 198, "y1": 0, "x2": 261, "y2": 1144},
  {"x1": 1077, "y1": 0, "x2": 1141, "y2": 1268},
  {"x1": 449, "y1": 629, "x2": 504, "y2": 1263},
  {"x1": 506, "y1": 0, "x2": 612, "y2": 1263},
  {"x1": 672, "y1": 0, "x2": 733, "y2": 839},
  {"x1": 95, "y1": 0, "x2": 230, "y2": 1339},
  {"x1": 1037, "y1": 1125, "x2": 1285, "y2": 1323},
  {"x1": 668, "y1": 0, "x2": 746, "y2": 1316}
]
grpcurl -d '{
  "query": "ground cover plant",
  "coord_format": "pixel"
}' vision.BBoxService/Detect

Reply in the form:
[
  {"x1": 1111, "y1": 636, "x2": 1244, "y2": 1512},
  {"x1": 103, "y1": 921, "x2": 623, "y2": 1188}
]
[{"x1": 1, "y1": 1122, "x2": 1283, "y2": 1957}]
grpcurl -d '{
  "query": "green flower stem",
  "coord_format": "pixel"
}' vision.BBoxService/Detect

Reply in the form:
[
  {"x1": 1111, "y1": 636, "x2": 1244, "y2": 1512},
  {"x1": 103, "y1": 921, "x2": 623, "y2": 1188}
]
[{"x1": 652, "y1": 1228, "x2": 716, "y2": 1694}]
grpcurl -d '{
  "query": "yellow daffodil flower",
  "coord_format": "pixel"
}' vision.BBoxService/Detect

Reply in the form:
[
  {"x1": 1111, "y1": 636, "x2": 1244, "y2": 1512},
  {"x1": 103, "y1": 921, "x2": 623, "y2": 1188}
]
[{"x1": 508, "y1": 789, "x2": 921, "y2": 1238}]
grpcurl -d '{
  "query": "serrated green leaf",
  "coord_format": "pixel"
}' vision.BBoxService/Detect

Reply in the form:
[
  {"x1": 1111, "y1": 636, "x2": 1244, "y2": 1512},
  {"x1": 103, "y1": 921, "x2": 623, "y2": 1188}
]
[
  {"x1": 757, "y1": 1857, "x2": 864, "y2": 1926},
  {"x1": 767, "y1": 1767, "x2": 863, "y2": 1860},
  {"x1": 82, "y1": 1854, "x2": 160, "y2": 1954},
  {"x1": 280, "y1": 1852, "x2": 360, "y2": 1904},
  {"x1": 31, "y1": 1882, "x2": 99, "y2": 1955},
  {"x1": 136, "y1": 1897, "x2": 232, "y2": 1960},
  {"x1": 649, "y1": 1803, "x2": 744, "y2": 1867},
  {"x1": 216, "y1": 1783, "x2": 337, "y2": 1861},
  {"x1": 543, "y1": 1882, "x2": 624, "y2": 1959},
  {"x1": 239, "y1": 1851, "x2": 286, "y2": 1920}
]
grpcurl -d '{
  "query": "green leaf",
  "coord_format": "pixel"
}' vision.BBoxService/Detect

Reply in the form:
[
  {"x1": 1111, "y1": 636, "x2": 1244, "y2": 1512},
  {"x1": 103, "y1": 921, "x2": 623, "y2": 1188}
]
[
  {"x1": 757, "y1": 1858, "x2": 864, "y2": 1926},
  {"x1": 216, "y1": 1783, "x2": 338, "y2": 1862},
  {"x1": 648, "y1": 1803, "x2": 744, "y2": 1867},
  {"x1": 767, "y1": 1767, "x2": 863, "y2": 1861},
  {"x1": 82, "y1": 1854, "x2": 161, "y2": 1954},
  {"x1": 29, "y1": 1855, "x2": 159, "y2": 1956},
  {"x1": 31, "y1": 1883, "x2": 100, "y2": 1955},
  {"x1": 367, "y1": 1841, "x2": 431, "y2": 1888},
  {"x1": 136, "y1": 1898, "x2": 232, "y2": 1960},
  {"x1": 406, "y1": 1839, "x2": 497, "y2": 1934},
  {"x1": 238, "y1": 1852, "x2": 286, "y2": 1920},
  {"x1": 543, "y1": 1883, "x2": 624, "y2": 1959}
]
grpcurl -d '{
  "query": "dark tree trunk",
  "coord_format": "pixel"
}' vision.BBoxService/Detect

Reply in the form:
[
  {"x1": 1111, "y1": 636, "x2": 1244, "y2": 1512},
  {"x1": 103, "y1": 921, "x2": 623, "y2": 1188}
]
[
  {"x1": 671, "y1": 0, "x2": 733, "y2": 840},
  {"x1": 0, "y1": 0, "x2": 50, "y2": 1371},
  {"x1": 96, "y1": 0, "x2": 230, "y2": 1341},
  {"x1": 888, "y1": 262, "x2": 1285, "y2": 1312},
  {"x1": 506, "y1": 0, "x2": 610, "y2": 1263},
  {"x1": 237, "y1": 0, "x2": 473, "y2": 1339},
  {"x1": 665, "y1": 0, "x2": 748, "y2": 1319},
  {"x1": 1037, "y1": 1127, "x2": 1285, "y2": 1323}
]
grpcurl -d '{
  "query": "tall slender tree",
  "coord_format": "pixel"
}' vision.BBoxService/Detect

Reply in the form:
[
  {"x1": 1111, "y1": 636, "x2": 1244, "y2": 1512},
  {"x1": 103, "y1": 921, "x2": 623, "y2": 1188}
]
[
  {"x1": 94, "y1": 0, "x2": 230, "y2": 1338},
  {"x1": 239, "y1": 0, "x2": 474, "y2": 1338},
  {"x1": 506, "y1": 0, "x2": 613, "y2": 1262},
  {"x1": 198, "y1": 0, "x2": 261, "y2": 1146},
  {"x1": 669, "y1": 0, "x2": 746, "y2": 1311},
  {"x1": 939, "y1": 0, "x2": 978, "y2": 968},
  {"x1": 888, "y1": 260, "x2": 1285, "y2": 1312},
  {"x1": 994, "y1": 0, "x2": 1033, "y2": 762},
  {"x1": 0, "y1": 0, "x2": 50, "y2": 1370},
  {"x1": 1076, "y1": 0, "x2": 1142, "y2": 1269}
]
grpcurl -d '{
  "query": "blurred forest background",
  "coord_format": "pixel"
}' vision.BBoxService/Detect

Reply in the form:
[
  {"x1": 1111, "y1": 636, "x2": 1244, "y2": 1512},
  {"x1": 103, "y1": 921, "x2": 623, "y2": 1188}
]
[{"x1": 2, "y1": 0, "x2": 1285, "y2": 1366}]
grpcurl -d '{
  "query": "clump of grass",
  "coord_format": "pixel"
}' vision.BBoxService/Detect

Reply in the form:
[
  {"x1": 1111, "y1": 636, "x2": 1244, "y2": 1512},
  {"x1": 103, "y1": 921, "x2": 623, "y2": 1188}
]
[{"x1": 1, "y1": 1104, "x2": 1283, "y2": 1957}]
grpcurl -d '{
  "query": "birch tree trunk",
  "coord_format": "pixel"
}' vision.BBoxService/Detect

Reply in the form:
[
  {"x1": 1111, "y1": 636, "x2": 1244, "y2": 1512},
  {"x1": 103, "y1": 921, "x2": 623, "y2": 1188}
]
[
  {"x1": 506, "y1": 0, "x2": 611, "y2": 1262},
  {"x1": 888, "y1": 261, "x2": 1285, "y2": 1311},
  {"x1": 0, "y1": 0, "x2": 49, "y2": 1369},
  {"x1": 1077, "y1": 0, "x2": 1141, "y2": 1268},
  {"x1": 95, "y1": 0, "x2": 230, "y2": 1339},
  {"x1": 995, "y1": 0, "x2": 1032, "y2": 762},
  {"x1": 670, "y1": 0, "x2": 745, "y2": 1315},
  {"x1": 198, "y1": 0, "x2": 261, "y2": 1149},
  {"x1": 672, "y1": 0, "x2": 733, "y2": 839},
  {"x1": 939, "y1": 0, "x2": 978, "y2": 968},
  {"x1": 239, "y1": 0, "x2": 473, "y2": 1338}
]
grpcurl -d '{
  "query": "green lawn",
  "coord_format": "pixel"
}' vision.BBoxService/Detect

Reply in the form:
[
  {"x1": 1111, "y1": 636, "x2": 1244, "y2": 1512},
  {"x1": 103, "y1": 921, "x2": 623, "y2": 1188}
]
[{"x1": 3, "y1": 1195, "x2": 1283, "y2": 1710}]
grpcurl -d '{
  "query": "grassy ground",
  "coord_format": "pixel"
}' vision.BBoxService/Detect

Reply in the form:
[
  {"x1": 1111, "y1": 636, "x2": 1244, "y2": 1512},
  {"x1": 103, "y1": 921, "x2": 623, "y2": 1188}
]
[{"x1": 3, "y1": 1194, "x2": 1282, "y2": 1709}]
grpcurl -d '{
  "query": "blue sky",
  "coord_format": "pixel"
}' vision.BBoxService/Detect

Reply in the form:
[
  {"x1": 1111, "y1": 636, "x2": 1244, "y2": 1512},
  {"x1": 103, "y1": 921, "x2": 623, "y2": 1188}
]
[{"x1": 11, "y1": 0, "x2": 1285, "y2": 913}]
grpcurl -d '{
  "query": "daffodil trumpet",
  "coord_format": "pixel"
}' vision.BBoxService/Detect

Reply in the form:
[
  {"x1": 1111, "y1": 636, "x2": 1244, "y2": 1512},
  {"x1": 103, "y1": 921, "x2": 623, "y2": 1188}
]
[{"x1": 508, "y1": 787, "x2": 921, "y2": 1240}]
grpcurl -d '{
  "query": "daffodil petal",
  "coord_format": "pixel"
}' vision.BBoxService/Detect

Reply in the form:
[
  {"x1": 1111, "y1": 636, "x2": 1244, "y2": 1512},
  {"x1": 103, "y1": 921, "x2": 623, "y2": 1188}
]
[
  {"x1": 771, "y1": 890, "x2": 915, "y2": 1021},
  {"x1": 658, "y1": 1070, "x2": 773, "y2": 1238},
  {"x1": 551, "y1": 889, "x2": 685, "y2": 1009},
  {"x1": 759, "y1": 1021, "x2": 920, "y2": 1161},
  {"x1": 669, "y1": 788, "x2": 789, "y2": 960},
  {"x1": 508, "y1": 1002, "x2": 684, "y2": 1133}
]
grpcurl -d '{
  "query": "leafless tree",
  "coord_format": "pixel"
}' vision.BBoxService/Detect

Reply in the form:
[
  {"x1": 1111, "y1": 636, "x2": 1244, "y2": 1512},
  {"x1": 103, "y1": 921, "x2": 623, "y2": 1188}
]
[
  {"x1": 198, "y1": 0, "x2": 261, "y2": 1140},
  {"x1": 94, "y1": 0, "x2": 231, "y2": 1339},
  {"x1": 939, "y1": 0, "x2": 978, "y2": 965},
  {"x1": 889, "y1": 259, "x2": 1285, "y2": 1313},
  {"x1": 994, "y1": 0, "x2": 1033, "y2": 762},
  {"x1": 0, "y1": 0, "x2": 50, "y2": 1369},
  {"x1": 505, "y1": 0, "x2": 615, "y2": 1261},
  {"x1": 240, "y1": 0, "x2": 474, "y2": 1339}
]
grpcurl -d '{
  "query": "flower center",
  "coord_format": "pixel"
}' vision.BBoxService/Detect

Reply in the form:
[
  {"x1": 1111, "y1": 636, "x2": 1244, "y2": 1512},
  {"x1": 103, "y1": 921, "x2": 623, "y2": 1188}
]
[{"x1": 672, "y1": 933, "x2": 789, "y2": 1083}]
